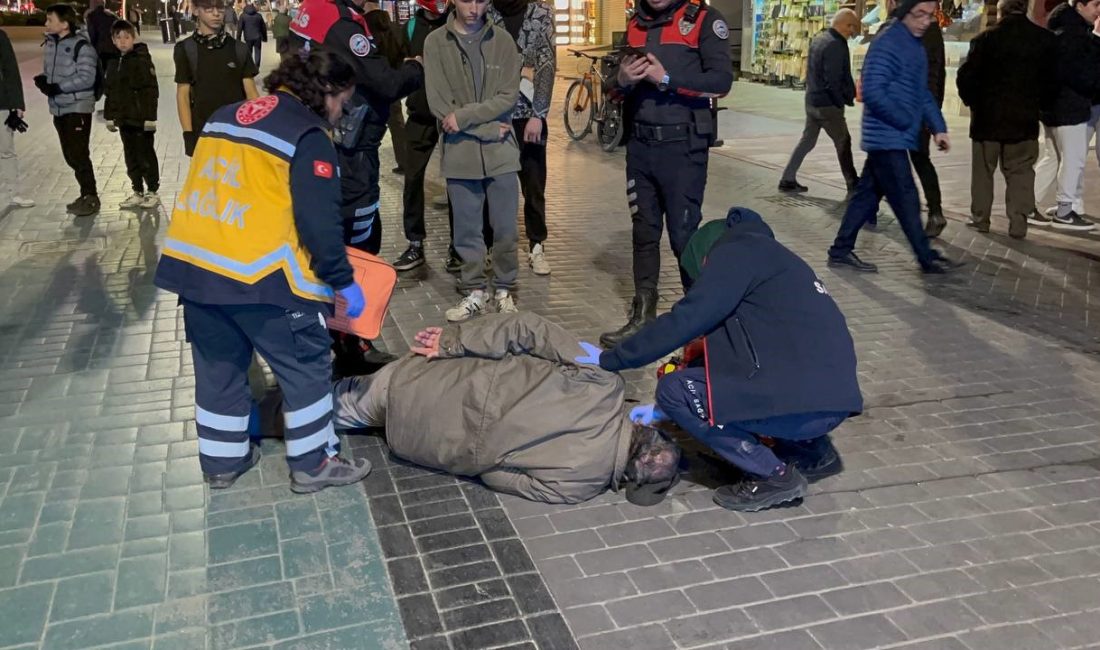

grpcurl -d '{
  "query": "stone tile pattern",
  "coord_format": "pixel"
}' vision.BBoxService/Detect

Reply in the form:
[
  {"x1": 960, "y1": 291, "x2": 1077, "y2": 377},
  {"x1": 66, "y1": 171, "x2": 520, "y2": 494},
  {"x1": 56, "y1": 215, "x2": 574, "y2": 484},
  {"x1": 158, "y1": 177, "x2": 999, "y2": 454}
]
[
  {"x1": 0, "y1": 43, "x2": 408, "y2": 649},
  {"x1": 350, "y1": 434, "x2": 578, "y2": 650}
]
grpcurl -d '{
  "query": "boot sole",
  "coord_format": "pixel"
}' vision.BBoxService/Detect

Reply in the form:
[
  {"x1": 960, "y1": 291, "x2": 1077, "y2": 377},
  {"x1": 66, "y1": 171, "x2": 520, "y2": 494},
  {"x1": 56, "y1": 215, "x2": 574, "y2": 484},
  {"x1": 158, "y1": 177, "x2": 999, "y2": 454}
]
[
  {"x1": 289, "y1": 470, "x2": 371, "y2": 494},
  {"x1": 713, "y1": 479, "x2": 808, "y2": 512},
  {"x1": 799, "y1": 456, "x2": 844, "y2": 483},
  {"x1": 393, "y1": 258, "x2": 425, "y2": 272}
]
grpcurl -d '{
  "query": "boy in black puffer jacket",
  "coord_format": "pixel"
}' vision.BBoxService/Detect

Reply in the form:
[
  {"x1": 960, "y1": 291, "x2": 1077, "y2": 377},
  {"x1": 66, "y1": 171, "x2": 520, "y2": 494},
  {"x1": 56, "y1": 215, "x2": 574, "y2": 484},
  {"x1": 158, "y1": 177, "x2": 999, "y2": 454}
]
[{"x1": 104, "y1": 20, "x2": 160, "y2": 210}]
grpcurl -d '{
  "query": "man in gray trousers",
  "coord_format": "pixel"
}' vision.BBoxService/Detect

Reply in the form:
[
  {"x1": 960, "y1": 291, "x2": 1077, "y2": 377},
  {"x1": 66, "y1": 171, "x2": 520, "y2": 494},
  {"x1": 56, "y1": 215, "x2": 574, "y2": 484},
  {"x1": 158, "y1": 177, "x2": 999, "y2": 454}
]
[{"x1": 779, "y1": 9, "x2": 861, "y2": 194}]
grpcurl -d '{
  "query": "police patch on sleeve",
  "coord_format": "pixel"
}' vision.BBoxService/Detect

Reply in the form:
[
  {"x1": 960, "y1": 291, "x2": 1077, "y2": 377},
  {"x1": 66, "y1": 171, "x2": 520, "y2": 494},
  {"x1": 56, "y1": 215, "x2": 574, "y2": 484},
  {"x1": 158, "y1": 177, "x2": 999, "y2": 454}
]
[
  {"x1": 349, "y1": 33, "x2": 371, "y2": 57},
  {"x1": 713, "y1": 19, "x2": 729, "y2": 40}
]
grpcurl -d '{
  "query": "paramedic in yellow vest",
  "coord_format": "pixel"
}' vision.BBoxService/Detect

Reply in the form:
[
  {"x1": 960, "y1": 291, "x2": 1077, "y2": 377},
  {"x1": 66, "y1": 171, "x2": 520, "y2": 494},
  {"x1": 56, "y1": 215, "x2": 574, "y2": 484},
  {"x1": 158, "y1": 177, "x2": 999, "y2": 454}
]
[{"x1": 154, "y1": 49, "x2": 373, "y2": 493}]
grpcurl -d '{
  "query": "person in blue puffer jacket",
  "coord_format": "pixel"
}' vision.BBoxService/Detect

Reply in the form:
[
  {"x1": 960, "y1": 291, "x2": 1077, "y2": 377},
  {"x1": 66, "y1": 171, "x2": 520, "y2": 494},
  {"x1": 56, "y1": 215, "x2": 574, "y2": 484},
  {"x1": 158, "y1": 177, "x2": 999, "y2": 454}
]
[{"x1": 826, "y1": 0, "x2": 961, "y2": 275}]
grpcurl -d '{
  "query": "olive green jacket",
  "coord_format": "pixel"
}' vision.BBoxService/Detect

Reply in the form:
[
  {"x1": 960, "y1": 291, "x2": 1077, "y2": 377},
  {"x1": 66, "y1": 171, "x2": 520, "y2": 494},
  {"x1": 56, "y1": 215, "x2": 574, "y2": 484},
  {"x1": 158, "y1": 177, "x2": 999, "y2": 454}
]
[{"x1": 423, "y1": 15, "x2": 521, "y2": 180}]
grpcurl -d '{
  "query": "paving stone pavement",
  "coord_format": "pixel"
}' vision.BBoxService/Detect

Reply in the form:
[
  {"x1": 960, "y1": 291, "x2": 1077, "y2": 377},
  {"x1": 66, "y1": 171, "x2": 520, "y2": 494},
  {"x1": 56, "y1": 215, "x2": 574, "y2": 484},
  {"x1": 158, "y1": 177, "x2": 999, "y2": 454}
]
[{"x1": 1, "y1": 37, "x2": 1100, "y2": 650}]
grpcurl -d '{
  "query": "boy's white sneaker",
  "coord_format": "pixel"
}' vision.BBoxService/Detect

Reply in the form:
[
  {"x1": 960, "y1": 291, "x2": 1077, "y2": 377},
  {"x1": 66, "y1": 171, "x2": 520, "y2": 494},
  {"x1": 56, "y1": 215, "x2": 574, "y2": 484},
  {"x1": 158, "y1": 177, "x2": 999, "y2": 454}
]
[
  {"x1": 140, "y1": 192, "x2": 160, "y2": 209},
  {"x1": 120, "y1": 193, "x2": 144, "y2": 208},
  {"x1": 446, "y1": 290, "x2": 488, "y2": 323},
  {"x1": 10, "y1": 197, "x2": 34, "y2": 208},
  {"x1": 495, "y1": 290, "x2": 517, "y2": 314}
]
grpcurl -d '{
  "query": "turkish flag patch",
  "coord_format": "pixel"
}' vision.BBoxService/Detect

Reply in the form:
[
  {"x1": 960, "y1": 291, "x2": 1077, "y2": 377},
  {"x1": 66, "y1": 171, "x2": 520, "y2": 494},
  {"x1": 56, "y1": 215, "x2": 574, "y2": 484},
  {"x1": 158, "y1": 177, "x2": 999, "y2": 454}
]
[{"x1": 313, "y1": 161, "x2": 334, "y2": 178}]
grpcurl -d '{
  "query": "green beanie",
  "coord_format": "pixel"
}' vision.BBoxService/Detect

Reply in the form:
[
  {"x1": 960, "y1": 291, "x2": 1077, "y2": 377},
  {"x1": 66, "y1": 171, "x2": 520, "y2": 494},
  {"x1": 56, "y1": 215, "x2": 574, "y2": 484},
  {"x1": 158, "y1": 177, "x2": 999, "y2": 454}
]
[{"x1": 679, "y1": 219, "x2": 727, "y2": 281}]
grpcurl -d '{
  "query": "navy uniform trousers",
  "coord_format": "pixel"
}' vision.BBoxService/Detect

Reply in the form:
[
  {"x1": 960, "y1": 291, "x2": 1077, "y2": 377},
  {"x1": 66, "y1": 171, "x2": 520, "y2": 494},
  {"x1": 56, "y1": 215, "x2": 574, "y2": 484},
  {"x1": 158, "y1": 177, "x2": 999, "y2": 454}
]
[
  {"x1": 339, "y1": 123, "x2": 388, "y2": 256},
  {"x1": 656, "y1": 367, "x2": 847, "y2": 478},
  {"x1": 184, "y1": 300, "x2": 338, "y2": 475},
  {"x1": 626, "y1": 129, "x2": 709, "y2": 291}
]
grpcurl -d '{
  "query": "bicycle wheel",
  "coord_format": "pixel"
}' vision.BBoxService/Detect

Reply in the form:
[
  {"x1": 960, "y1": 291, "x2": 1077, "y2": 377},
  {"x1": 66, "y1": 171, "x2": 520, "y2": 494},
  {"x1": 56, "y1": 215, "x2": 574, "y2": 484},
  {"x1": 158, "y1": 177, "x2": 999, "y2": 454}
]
[
  {"x1": 597, "y1": 101, "x2": 624, "y2": 152},
  {"x1": 564, "y1": 79, "x2": 595, "y2": 141}
]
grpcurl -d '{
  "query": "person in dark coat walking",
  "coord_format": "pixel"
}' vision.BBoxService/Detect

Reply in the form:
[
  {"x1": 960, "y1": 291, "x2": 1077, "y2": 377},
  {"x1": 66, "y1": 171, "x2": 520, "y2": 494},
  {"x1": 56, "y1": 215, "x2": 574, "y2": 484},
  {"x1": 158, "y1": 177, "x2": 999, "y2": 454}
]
[
  {"x1": 956, "y1": 0, "x2": 1057, "y2": 238},
  {"x1": 826, "y1": 0, "x2": 958, "y2": 274},
  {"x1": 914, "y1": 18, "x2": 947, "y2": 237},
  {"x1": 0, "y1": 28, "x2": 34, "y2": 210},
  {"x1": 599, "y1": 208, "x2": 863, "y2": 512},
  {"x1": 237, "y1": 2, "x2": 268, "y2": 66},
  {"x1": 780, "y1": 9, "x2": 861, "y2": 194}
]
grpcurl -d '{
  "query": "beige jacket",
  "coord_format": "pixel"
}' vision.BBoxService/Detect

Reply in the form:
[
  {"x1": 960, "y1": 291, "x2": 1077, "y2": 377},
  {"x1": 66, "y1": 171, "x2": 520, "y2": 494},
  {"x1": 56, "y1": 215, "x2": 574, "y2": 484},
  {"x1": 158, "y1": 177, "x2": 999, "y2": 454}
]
[
  {"x1": 333, "y1": 313, "x2": 633, "y2": 504},
  {"x1": 422, "y1": 14, "x2": 521, "y2": 180}
]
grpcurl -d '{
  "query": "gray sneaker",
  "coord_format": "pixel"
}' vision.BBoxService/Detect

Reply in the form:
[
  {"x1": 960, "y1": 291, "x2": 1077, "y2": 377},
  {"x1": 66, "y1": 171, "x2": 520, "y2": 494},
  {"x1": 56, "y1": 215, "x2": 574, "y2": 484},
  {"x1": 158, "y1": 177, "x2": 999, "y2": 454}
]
[{"x1": 290, "y1": 455, "x2": 372, "y2": 494}]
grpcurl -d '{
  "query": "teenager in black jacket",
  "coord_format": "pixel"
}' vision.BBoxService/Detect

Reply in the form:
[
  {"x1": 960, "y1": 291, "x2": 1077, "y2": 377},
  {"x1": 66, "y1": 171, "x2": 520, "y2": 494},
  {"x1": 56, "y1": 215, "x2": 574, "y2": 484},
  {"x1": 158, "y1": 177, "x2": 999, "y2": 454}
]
[
  {"x1": 104, "y1": 20, "x2": 160, "y2": 209},
  {"x1": 0, "y1": 28, "x2": 32, "y2": 209}
]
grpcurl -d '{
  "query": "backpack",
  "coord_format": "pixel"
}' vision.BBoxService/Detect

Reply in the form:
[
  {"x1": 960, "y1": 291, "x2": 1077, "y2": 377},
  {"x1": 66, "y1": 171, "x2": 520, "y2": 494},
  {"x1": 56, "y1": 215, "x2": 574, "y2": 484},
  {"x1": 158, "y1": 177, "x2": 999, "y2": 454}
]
[
  {"x1": 182, "y1": 36, "x2": 251, "y2": 90},
  {"x1": 71, "y1": 39, "x2": 105, "y2": 101}
]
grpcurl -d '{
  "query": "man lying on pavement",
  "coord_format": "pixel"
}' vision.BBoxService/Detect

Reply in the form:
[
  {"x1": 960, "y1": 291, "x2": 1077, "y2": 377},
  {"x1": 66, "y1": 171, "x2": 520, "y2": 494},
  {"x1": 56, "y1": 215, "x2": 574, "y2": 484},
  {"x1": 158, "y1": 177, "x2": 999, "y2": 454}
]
[
  {"x1": 331, "y1": 312, "x2": 682, "y2": 506},
  {"x1": 599, "y1": 207, "x2": 864, "y2": 512}
]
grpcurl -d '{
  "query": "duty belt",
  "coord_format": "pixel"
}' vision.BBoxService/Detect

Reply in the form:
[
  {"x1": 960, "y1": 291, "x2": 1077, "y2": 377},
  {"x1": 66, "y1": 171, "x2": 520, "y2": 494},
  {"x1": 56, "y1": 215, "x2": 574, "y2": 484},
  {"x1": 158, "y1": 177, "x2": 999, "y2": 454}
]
[{"x1": 633, "y1": 122, "x2": 689, "y2": 143}]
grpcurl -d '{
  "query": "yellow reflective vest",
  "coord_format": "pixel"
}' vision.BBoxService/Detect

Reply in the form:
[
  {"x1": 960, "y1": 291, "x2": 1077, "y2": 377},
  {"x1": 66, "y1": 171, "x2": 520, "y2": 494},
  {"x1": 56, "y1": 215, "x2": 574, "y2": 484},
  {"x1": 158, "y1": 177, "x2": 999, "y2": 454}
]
[{"x1": 156, "y1": 93, "x2": 337, "y2": 306}]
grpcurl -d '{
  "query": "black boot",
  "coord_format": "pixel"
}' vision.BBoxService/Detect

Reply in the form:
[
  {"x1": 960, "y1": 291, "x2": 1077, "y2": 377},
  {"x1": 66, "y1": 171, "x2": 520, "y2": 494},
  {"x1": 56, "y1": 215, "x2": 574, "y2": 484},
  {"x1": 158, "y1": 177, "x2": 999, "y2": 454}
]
[
  {"x1": 599, "y1": 290, "x2": 657, "y2": 348},
  {"x1": 925, "y1": 210, "x2": 947, "y2": 238}
]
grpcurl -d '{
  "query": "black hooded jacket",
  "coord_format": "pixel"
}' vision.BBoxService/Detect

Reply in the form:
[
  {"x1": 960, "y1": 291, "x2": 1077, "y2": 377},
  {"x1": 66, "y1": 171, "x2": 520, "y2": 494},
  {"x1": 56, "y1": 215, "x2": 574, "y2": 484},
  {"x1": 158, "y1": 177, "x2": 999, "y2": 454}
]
[
  {"x1": 104, "y1": 42, "x2": 158, "y2": 127},
  {"x1": 1042, "y1": 4, "x2": 1100, "y2": 127},
  {"x1": 404, "y1": 8, "x2": 448, "y2": 119},
  {"x1": 600, "y1": 208, "x2": 863, "y2": 424}
]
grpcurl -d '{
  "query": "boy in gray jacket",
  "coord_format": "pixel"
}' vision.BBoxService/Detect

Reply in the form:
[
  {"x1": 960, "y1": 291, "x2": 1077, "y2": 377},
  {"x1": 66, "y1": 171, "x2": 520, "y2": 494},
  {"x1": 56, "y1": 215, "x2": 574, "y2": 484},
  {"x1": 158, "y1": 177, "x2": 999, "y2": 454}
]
[
  {"x1": 35, "y1": 4, "x2": 100, "y2": 217},
  {"x1": 424, "y1": 0, "x2": 522, "y2": 322}
]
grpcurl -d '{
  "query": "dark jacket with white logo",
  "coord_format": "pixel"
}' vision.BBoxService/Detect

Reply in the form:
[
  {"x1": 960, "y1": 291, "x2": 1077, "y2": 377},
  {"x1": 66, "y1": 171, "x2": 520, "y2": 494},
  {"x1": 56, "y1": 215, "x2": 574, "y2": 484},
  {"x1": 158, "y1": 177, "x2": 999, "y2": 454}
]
[{"x1": 601, "y1": 208, "x2": 863, "y2": 424}]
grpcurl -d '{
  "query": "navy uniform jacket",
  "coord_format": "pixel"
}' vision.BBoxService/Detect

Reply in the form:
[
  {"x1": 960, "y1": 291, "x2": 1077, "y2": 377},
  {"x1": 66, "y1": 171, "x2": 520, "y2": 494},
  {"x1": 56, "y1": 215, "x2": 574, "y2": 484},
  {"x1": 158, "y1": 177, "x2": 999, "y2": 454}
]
[
  {"x1": 613, "y1": 0, "x2": 733, "y2": 132},
  {"x1": 600, "y1": 208, "x2": 863, "y2": 424}
]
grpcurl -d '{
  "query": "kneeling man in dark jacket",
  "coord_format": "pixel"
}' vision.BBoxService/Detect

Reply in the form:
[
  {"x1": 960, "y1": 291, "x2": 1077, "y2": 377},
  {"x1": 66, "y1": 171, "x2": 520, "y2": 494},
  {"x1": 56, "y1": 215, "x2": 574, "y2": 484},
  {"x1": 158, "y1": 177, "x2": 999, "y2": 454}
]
[{"x1": 600, "y1": 208, "x2": 863, "y2": 512}]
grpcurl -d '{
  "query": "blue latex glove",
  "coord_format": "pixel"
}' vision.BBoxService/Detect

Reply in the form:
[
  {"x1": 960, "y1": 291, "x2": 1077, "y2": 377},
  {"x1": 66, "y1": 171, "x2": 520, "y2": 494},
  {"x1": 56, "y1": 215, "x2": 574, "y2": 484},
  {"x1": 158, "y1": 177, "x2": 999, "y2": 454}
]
[
  {"x1": 337, "y1": 283, "x2": 366, "y2": 318},
  {"x1": 629, "y1": 404, "x2": 667, "y2": 426},
  {"x1": 575, "y1": 341, "x2": 602, "y2": 365}
]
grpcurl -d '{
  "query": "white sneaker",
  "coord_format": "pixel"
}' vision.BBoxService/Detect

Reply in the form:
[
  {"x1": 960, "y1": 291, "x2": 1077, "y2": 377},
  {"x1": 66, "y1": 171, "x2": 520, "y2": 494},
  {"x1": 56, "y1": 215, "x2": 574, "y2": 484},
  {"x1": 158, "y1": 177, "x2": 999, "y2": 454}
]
[
  {"x1": 528, "y1": 243, "x2": 551, "y2": 276},
  {"x1": 445, "y1": 290, "x2": 488, "y2": 322},
  {"x1": 120, "y1": 192, "x2": 144, "y2": 208},
  {"x1": 495, "y1": 290, "x2": 517, "y2": 314},
  {"x1": 10, "y1": 196, "x2": 34, "y2": 208},
  {"x1": 140, "y1": 192, "x2": 160, "y2": 209}
]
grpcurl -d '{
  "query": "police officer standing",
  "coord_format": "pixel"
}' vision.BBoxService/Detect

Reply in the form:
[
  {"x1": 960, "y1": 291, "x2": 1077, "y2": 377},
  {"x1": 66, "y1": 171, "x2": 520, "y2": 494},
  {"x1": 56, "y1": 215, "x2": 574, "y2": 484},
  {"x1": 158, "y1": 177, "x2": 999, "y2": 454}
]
[
  {"x1": 154, "y1": 50, "x2": 372, "y2": 493},
  {"x1": 599, "y1": 0, "x2": 733, "y2": 348},
  {"x1": 290, "y1": 0, "x2": 423, "y2": 371}
]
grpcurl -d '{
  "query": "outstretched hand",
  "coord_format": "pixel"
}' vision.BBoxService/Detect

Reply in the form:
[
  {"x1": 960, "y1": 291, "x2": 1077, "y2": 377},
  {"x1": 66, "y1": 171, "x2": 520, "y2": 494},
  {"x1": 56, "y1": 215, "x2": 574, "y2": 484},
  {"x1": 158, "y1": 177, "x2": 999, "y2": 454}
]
[
  {"x1": 575, "y1": 341, "x2": 602, "y2": 366},
  {"x1": 630, "y1": 404, "x2": 667, "y2": 426},
  {"x1": 411, "y1": 327, "x2": 443, "y2": 358}
]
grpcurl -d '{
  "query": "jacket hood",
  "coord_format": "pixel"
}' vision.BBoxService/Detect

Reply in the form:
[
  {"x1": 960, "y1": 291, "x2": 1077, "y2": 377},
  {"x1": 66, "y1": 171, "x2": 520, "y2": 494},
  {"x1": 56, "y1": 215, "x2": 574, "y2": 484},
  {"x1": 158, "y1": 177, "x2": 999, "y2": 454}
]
[
  {"x1": 127, "y1": 42, "x2": 151, "y2": 57},
  {"x1": 244, "y1": 5, "x2": 258, "y2": 14},
  {"x1": 1048, "y1": 3, "x2": 1083, "y2": 31},
  {"x1": 726, "y1": 207, "x2": 776, "y2": 239}
]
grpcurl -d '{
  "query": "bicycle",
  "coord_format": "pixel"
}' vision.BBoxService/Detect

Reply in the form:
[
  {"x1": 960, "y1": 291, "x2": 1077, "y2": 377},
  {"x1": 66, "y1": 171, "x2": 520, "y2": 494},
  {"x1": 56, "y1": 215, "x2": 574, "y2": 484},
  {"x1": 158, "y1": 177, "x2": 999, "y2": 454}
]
[{"x1": 563, "y1": 49, "x2": 625, "y2": 152}]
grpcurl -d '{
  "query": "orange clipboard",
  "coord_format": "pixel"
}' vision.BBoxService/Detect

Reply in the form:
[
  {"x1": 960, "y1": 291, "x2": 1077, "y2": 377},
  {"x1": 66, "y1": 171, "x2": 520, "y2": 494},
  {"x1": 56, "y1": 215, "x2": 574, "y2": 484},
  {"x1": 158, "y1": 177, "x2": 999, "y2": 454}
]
[{"x1": 326, "y1": 247, "x2": 397, "y2": 340}]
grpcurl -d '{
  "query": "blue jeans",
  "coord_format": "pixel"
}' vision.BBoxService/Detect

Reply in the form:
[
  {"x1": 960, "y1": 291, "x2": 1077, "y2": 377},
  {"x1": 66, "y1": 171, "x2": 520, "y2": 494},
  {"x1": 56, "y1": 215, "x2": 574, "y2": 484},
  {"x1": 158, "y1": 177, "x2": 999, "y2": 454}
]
[
  {"x1": 828, "y1": 150, "x2": 937, "y2": 267},
  {"x1": 655, "y1": 368, "x2": 847, "y2": 477}
]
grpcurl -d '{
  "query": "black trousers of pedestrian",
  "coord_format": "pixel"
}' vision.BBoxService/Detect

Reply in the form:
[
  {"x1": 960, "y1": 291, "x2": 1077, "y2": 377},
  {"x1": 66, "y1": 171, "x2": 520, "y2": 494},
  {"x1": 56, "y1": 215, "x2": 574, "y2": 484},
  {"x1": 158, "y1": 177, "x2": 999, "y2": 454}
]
[
  {"x1": 401, "y1": 115, "x2": 439, "y2": 243},
  {"x1": 625, "y1": 134, "x2": 708, "y2": 291},
  {"x1": 514, "y1": 117, "x2": 548, "y2": 247},
  {"x1": 910, "y1": 131, "x2": 942, "y2": 214},
  {"x1": 53, "y1": 113, "x2": 97, "y2": 197},
  {"x1": 119, "y1": 126, "x2": 160, "y2": 194},
  {"x1": 247, "y1": 39, "x2": 262, "y2": 67}
]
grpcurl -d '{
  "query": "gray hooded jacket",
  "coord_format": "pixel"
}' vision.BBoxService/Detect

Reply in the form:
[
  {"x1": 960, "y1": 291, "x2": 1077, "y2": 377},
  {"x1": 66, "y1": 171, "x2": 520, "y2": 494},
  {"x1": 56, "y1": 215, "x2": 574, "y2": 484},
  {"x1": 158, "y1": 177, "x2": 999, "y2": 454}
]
[
  {"x1": 43, "y1": 31, "x2": 98, "y2": 116},
  {"x1": 333, "y1": 313, "x2": 633, "y2": 504}
]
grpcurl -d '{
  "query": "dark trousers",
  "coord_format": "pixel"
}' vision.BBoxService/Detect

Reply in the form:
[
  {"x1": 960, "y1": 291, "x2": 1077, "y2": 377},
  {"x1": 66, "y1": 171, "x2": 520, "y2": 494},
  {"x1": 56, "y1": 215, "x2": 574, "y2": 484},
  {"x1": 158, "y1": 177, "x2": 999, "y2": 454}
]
[
  {"x1": 656, "y1": 368, "x2": 847, "y2": 477},
  {"x1": 53, "y1": 113, "x2": 97, "y2": 197},
  {"x1": 183, "y1": 300, "x2": 336, "y2": 474},
  {"x1": 339, "y1": 144, "x2": 383, "y2": 255},
  {"x1": 971, "y1": 139, "x2": 1039, "y2": 233},
  {"x1": 388, "y1": 102, "x2": 407, "y2": 171},
  {"x1": 828, "y1": 150, "x2": 937, "y2": 267},
  {"x1": 119, "y1": 126, "x2": 159, "y2": 194},
  {"x1": 401, "y1": 115, "x2": 439, "y2": 243},
  {"x1": 626, "y1": 135, "x2": 708, "y2": 291},
  {"x1": 782, "y1": 104, "x2": 858, "y2": 187},
  {"x1": 910, "y1": 133, "x2": 942, "y2": 214},
  {"x1": 247, "y1": 39, "x2": 262, "y2": 67},
  {"x1": 514, "y1": 117, "x2": 548, "y2": 247}
]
